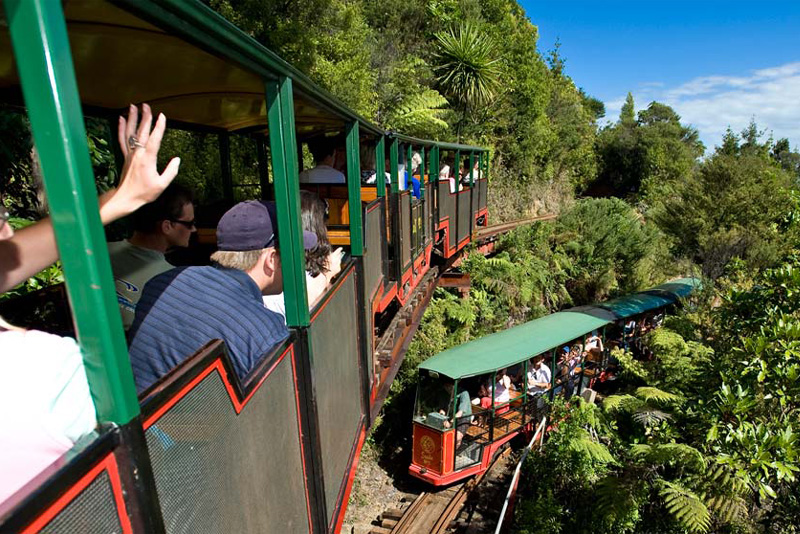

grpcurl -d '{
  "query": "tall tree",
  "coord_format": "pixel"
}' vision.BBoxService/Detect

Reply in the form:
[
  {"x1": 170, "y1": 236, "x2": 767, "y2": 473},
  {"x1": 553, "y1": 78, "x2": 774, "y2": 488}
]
[
  {"x1": 432, "y1": 21, "x2": 502, "y2": 141},
  {"x1": 649, "y1": 124, "x2": 796, "y2": 279}
]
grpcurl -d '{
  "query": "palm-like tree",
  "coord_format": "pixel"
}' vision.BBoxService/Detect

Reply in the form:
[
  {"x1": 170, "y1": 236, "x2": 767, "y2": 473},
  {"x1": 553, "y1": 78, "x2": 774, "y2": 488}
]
[{"x1": 433, "y1": 22, "x2": 501, "y2": 141}]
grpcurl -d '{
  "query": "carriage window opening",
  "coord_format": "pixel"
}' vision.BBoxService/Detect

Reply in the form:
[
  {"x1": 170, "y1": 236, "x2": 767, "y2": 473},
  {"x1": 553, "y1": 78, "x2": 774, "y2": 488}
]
[
  {"x1": 414, "y1": 374, "x2": 454, "y2": 429},
  {"x1": 158, "y1": 129, "x2": 223, "y2": 208},
  {"x1": 229, "y1": 135, "x2": 263, "y2": 202}
]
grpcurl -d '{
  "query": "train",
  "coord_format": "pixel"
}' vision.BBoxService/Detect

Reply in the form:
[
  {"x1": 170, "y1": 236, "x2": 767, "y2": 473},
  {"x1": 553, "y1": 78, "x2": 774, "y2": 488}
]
[
  {"x1": 409, "y1": 278, "x2": 700, "y2": 486},
  {"x1": 0, "y1": 1, "x2": 490, "y2": 533}
]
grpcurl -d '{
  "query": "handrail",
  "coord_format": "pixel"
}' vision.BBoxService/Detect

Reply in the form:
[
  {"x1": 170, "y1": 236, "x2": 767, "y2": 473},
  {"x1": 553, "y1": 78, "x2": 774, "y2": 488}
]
[{"x1": 494, "y1": 416, "x2": 547, "y2": 534}]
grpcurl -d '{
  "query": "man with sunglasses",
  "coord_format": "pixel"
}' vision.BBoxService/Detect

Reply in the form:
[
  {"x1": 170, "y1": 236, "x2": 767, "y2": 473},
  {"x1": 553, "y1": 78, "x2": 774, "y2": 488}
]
[{"x1": 108, "y1": 183, "x2": 195, "y2": 330}]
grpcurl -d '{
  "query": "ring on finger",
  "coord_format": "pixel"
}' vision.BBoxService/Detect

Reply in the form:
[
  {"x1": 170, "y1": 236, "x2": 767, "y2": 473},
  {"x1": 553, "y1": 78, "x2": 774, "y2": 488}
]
[{"x1": 127, "y1": 135, "x2": 145, "y2": 151}]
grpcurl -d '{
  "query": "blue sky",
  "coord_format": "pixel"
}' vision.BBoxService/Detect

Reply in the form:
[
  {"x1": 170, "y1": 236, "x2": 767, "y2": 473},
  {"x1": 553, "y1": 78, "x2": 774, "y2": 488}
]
[{"x1": 519, "y1": 1, "x2": 800, "y2": 151}]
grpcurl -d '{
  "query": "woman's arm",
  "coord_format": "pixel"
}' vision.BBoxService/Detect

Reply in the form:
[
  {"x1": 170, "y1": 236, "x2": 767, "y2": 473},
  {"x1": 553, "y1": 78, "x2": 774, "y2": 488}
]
[{"x1": 0, "y1": 105, "x2": 179, "y2": 294}]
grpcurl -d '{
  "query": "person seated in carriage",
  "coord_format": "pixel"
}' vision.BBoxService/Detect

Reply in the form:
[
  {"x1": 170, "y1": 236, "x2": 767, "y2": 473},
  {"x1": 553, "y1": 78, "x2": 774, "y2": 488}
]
[
  {"x1": 298, "y1": 135, "x2": 346, "y2": 184},
  {"x1": 128, "y1": 199, "x2": 320, "y2": 393}
]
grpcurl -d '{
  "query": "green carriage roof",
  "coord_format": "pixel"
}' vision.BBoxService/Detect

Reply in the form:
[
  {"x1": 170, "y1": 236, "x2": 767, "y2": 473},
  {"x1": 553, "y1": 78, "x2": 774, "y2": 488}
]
[
  {"x1": 418, "y1": 311, "x2": 610, "y2": 380},
  {"x1": 417, "y1": 277, "x2": 701, "y2": 380},
  {"x1": 595, "y1": 277, "x2": 701, "y2": 320}
]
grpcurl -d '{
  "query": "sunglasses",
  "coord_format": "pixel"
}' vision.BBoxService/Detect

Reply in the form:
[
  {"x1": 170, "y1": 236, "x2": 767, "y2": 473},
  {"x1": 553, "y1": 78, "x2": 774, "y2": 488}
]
[{"x1": 169, "y1": 218, "x2": 196, "y2": 229}]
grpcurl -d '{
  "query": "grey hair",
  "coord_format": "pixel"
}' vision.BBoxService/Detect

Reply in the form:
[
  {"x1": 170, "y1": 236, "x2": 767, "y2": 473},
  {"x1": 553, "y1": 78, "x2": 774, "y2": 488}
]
[{"x1": 210, "y1": 248, "x2": 269, "y2": 271}]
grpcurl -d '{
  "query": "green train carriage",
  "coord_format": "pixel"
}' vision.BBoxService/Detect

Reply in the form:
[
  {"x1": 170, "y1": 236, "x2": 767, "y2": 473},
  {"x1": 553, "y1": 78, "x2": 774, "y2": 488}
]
[{"x1": 410, "y1": 278, "x2": 700, "y2": 486}]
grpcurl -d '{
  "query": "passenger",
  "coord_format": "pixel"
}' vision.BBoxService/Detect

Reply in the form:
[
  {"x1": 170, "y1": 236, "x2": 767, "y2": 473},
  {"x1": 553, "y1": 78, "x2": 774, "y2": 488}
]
[
  {"x1": 471, "y1": 381, "x2": 493, "y2": 410},
  {"x1": 263, "y1": 191, "x2": 343, "y2": 316},
  {"x1": 128, "y1": 200, "x2": 319, "y2": 393},
  {"x1": 437, "y1": 382, "x2": 470, "y2": 447},
  {"x1": 526, "y1": 355, "x2": 551, "y2": 395},
  {"x1": 453, "y1": 386, "x2": 472, "y2": 448},
  {"x1": 553, "y1": 346, "x2": 573, "y2": 397},
  {"x1": 438, "y1": 163, "x2": 457, "y2": 193},
  {"x1": 108, "y1": 183, "x2": 195, "y2": 331},
  {"x1": 409, "y1": 152, "x2": 422, "y2": 198},
  {"x1": 298, "y1": 136, "x2": 345, "y2": 184},
  {"x1": 471, "y1": 159, "x2": 482, "y2": 181},
  {"x1": 623, "y1": 319, "x2": 636, "y2": 350},
  {"x1": 0, "y1": 104, "x2": 179, "y2": 503},
  {"x1": 584, "y1": 330, "x2": 603, "y2": 352},
  {"x1": 360, "y1": 145, "x2": 390, "y2": 185},
  {"x1": 494, "y1": 368, "x2": 512, "y2": 415}
]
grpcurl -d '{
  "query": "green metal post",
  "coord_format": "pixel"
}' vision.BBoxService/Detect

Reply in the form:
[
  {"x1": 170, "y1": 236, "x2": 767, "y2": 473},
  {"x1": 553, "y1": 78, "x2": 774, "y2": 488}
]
[
  {"x1": 5, "y1": 0, "x2": 139, "y2": 424},
  {"x1": 256, "y1": 136, "x2": 271, "y2": 200},
  {"x1": 266, "y1": 77, "x2": 309, "y2": 327},
  {"x1": 419, "y1": 146, "x2": 426, "y2": 200},
  {"x1": 469, "y1": 152, "x2": 475, "y2": 188},
  {"x1": 550, "y1": 349, "x2": 557, "y2": 401},
  {"x1": 389, "y1": 138, "x2": 399, "y2": 194},
  {"x1": 345, "y1": 121, "x2": 364, "y2": 256},
  {"x1": 406, "y1": 143, "x2": 413, "y2": 192},
  {"x1": 376, "y1": 137, "x2": 386, "y2": 198}
]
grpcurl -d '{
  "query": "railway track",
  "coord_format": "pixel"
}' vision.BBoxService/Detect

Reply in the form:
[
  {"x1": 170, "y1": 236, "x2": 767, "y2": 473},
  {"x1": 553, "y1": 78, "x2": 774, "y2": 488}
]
[{"x1": 369, "y1": 449, "x2": 513, "y2": 534}]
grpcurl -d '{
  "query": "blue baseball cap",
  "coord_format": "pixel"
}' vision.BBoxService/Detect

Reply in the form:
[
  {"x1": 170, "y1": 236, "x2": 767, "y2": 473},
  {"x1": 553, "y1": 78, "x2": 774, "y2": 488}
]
[
  {"x1": 217, "y1": 200, "x2": 317, "y2": 252},
  {"x1": 562, "y1": 346, "x2": 570, "y2": 353}
]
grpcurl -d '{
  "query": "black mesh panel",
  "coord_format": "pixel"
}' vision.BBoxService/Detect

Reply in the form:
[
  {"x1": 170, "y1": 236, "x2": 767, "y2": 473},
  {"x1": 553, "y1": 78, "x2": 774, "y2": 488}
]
[
  {"x1": 309, "y1": 273, "x2": 362, "y2": 525},
  {"x1": 146, "y1": 357, "x2": 308, "y2": 533},
  {"x1": 400, "y1": 193, "x2": 411, "y2": 268},
  {"x1": 39, "y1": 471, "x2": 122, "y2": 534},
  {"x1": 457, "y1": 192, "x2": 470, "y2": 243},
  {"x1": 364, "y1": 204, "x2": 383, "y2": 297},
  {"x1": 438, "y1": 182, "x2": 456, "y2": 251}
]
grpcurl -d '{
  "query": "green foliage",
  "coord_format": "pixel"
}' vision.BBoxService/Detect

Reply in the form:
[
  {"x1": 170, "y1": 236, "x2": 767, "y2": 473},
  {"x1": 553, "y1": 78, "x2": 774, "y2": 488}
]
[
  {"x1": 649, "y1": 123, "x2": 797, "y2": 279},
  {"x1": 594, "y1": 97, "x2": 703, "y2": 197},
  {"x1": 659, "y1": 480, "x2": 712, "y2": 533},
  {"x1": 554, "y1": 198, "x2": 671, "y2": 302},
  {"x1": 432, "y1": 21, "x2": 501, "y2": 140}
]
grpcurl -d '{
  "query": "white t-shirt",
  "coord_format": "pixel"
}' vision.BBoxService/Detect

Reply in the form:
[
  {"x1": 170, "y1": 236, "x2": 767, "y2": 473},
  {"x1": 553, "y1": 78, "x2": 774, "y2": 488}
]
[
  {"x1": 263, "y1": 272, "x2": 326, "y2": 319},
  {"x1": 494, "y1": 379, "x2": 510, "y2": 403},
  {"x1": 0, "y1": 329, "x2": 97, "y2": 503},
  {"x1": 298, "y1": 164, "x2": 345, "y2": 184},
  {"x1": 527, "y1": 364, "x2": 552, "y2": 394}
]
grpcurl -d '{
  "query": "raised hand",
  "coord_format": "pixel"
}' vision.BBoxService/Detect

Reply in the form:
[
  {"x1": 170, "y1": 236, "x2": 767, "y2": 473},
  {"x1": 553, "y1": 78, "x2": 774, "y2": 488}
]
[{"x1": 106, "y1": 104, "x2": 181, "y2": 219}]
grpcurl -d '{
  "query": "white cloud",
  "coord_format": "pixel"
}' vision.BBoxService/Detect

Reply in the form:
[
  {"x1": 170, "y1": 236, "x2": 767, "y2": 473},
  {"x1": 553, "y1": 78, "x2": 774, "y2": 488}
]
[{"x1": 604, "y1": 61, "x2": 800, "y2": 152}]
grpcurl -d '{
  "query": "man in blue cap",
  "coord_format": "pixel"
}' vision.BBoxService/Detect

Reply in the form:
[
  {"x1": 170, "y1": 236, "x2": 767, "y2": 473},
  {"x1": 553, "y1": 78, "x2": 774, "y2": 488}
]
[{"x1": 128, "y1": 200, "x2": 317, "y2": 393}]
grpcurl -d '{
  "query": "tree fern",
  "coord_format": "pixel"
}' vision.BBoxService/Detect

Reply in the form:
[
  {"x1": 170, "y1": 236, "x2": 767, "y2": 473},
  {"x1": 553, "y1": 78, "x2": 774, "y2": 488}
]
[
  {"x1": 386, "y1": 89, "x2": 449, "y2": 134},
  {"x1": 568, "y1": 428, "x2": 616, "y2": 465},
  {"x1": 632, "y1": 408, "x2": 672, "y2": 426},
  {"x1": 635, "y1": 386, "x2": 683, "y2": 405},
  {"x1": 659, "y1": 480, "x2": 712, "y2": 533},
  {"x1": 603, "y1": 394, "x2": 641, "y2": 413},
  {"x1": 595, "y1": 475, "x2": 640, "y2": 521},
  {"x1": 630, "y1": 443, "x2": 705, "y2": 471}
]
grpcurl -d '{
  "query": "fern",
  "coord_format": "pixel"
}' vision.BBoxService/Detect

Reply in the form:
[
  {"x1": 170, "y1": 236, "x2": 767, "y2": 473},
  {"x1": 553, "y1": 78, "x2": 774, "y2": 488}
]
[
  {"x1": 631, "y1": 443, "x2": 706, "y2": 472},
  {"x1": 595, "y1": 475, "x2": 640, "y2": 522},
  {"x1": 659, "y1": 480, "x2": 712, "y2": 533},
  {"x1": 632, "y1": 408, "x2": 672, "y2": 426},
  {"x1": 603, "y1": 394, "x2": 641, "y2": 413},
  {"x1": 568, "y1": 429, "x2": 616, "y2": 465},
  {"x1": 387, "y1": 89, "x2": 449, "y2": 133},
  {"x1": 635, "y1": 386, "x2": 683, "y2": 405}
]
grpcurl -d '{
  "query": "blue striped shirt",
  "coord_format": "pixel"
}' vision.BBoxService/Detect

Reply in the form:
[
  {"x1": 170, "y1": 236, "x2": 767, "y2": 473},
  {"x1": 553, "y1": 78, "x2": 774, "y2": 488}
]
[{"x1": 128, "y1": 265, "x2": 288, "y2": 393}]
